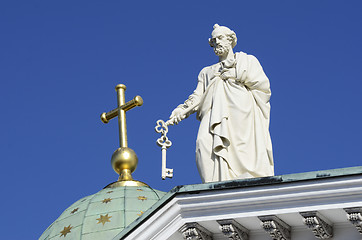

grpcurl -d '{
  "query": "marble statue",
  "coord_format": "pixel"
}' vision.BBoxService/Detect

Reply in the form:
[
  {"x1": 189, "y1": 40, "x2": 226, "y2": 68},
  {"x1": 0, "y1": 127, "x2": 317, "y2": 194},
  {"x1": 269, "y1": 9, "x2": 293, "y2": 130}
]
[{"x1": 168, "y1": 24, "x2": 274, "y2": 183}]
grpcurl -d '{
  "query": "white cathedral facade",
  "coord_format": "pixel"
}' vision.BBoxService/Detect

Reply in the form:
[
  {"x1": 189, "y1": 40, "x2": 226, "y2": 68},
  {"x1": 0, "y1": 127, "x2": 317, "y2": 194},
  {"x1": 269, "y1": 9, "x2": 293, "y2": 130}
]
[{"x1": 115, "y1": 167, "x2": 362, "y2": 240}]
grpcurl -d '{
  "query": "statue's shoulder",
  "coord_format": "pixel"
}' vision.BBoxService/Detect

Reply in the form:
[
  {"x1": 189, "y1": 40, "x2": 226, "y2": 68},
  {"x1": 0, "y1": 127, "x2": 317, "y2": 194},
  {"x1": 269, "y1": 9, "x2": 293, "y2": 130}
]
[
  {"x1": 236, "y1": 51, "x2": 255, "y2": 60},
  {"x1": 236, "y1": 51, "x2": 261, "y2": 67},
  {"x1": 199, "y1": 62, "x2": 220, "y2": 75},
  {"x1": 243, "y1": 51, "x2": 261, "y2": 61}
]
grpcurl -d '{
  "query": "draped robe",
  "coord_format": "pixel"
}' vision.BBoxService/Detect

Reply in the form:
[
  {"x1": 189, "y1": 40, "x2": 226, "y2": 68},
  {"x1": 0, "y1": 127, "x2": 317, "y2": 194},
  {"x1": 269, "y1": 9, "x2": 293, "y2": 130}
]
[{"x1": 179, "y1": 51, "x2": 274, "y2": 183}]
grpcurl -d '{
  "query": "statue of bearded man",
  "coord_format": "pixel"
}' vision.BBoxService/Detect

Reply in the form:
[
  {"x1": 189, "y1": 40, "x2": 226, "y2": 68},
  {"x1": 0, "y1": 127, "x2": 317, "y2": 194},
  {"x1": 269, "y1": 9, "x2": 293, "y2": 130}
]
[{"x1": 168, "y1": 24, "x2": 274, "y2": 183}]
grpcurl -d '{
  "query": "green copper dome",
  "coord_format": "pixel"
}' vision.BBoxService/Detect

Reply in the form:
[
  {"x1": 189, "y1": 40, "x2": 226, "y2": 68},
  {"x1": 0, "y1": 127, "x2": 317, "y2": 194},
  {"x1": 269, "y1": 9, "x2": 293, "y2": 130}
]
[
  {"x1": 40, "y1": 84, "x2": 165, "y2": 239},
  {"x1": 39, "y1": 185, "x2": 165, "y2": 240}
]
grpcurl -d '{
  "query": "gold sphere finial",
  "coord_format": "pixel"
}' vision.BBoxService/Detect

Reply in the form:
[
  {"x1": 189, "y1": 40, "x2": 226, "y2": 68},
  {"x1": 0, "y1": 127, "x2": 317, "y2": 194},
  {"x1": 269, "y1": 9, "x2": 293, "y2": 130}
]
[{"x1": 111, "y1": 147, "x2": 138, "y2": 181}]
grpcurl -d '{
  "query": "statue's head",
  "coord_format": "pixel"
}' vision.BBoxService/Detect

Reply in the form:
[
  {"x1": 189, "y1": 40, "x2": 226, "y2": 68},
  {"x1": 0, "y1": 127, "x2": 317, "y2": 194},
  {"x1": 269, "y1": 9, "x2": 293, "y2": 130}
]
[{"x1": 209, "y1": 24, "x2": 237, "y2": 56}]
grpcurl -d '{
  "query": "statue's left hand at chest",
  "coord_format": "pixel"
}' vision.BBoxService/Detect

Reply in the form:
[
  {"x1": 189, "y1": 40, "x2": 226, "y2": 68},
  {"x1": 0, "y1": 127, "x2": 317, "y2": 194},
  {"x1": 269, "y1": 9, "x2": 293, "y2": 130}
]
[{"x1": 220, "y1": 67, "x2": 236, "y2": 80}]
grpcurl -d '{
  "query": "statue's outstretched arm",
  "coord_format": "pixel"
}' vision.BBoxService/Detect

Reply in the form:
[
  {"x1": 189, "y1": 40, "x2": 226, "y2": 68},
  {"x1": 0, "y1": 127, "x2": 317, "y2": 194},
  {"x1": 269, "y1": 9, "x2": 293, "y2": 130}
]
[
  {"x1": 168, "y1": 98, "x2": 196, "y2": 125},
  {"x1": 167, "y1": 76, "x2": 204, "y2": 125}
]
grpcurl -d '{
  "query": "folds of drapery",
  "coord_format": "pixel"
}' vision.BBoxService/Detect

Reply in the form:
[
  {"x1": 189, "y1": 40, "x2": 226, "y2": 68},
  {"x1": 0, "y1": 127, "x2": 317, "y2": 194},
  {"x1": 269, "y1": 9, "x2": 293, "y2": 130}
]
[
  {"x1": 194, "y1": 52, "x2": 274, "y2": 182},
  {"x1": 176, "y1": 51, "x2": 274, "y2": 182}
]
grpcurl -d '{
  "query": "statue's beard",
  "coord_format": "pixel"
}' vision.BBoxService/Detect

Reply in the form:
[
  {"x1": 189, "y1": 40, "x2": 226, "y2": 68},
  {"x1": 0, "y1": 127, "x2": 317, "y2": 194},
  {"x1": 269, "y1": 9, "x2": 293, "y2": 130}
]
[{"x1": 213, "y1": 44, "x2": 229, "y2": 56}]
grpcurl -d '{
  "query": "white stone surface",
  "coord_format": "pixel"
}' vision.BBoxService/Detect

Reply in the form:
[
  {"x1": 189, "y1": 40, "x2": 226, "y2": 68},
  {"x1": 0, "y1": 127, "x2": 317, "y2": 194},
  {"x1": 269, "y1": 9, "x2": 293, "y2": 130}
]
[
  {"x1": 168, "y1": 24, "x2": 273, "y2": 183},
  {"x1": 119, "y1": 174, "x2": 362, "y2": 240}
]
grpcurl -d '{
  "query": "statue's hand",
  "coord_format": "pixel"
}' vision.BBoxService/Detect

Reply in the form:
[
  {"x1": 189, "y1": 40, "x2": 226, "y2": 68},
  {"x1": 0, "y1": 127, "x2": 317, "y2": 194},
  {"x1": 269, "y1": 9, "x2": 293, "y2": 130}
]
[
  {"x1": 220, "y1": 68, "x2": 237, "y2": 80},
  {"x1": 169, "y1": 108, "x2": 186, "y2": 125}
]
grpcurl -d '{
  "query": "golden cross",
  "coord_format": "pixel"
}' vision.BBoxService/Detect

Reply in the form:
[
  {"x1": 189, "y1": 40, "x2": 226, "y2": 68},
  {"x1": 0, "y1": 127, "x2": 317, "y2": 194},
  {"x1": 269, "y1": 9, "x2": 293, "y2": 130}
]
[{"x1": 101, "y1": 84, "x2": 143, "y2": 148}]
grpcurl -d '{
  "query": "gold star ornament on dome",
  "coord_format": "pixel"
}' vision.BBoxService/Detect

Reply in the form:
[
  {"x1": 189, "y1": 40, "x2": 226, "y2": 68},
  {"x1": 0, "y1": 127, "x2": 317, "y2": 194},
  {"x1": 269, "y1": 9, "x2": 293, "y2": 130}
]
[
  {"x1": 102, "y1": 198, "x2": 112, "y2": 204},
  {"x1": 96, "y1": 214, "x2": 112, "y2": 225},
  {"x1": 138, "y1": 196, "x2": 147, "y2": 201},
  {"x1": 60, "y1": 225, "x2": 72, "y2": 237},
  {"x1": 137, "y1": 211, "x2": 144, "y2": 216},
  {"x1": 70, "y1": 208, "x2": 79, "y2": 214}
]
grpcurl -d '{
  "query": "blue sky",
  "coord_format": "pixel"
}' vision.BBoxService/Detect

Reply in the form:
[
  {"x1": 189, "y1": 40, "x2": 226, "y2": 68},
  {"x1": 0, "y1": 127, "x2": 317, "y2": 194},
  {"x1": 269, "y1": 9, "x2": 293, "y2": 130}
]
[{"x1": 1, "y1": 1, "x2": 362, "y2": 239}]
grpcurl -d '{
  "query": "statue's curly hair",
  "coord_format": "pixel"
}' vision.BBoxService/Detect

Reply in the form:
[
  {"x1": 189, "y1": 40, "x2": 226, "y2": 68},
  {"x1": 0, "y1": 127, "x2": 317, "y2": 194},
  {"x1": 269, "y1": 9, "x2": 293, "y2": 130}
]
[{"x1": 209, "y1": 24, "x2": 237, "y2": 48}]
